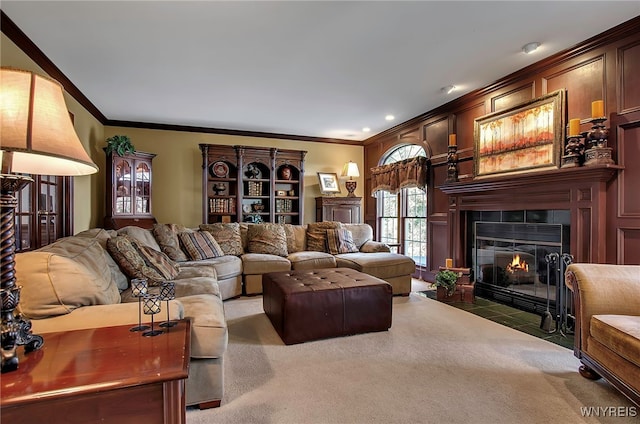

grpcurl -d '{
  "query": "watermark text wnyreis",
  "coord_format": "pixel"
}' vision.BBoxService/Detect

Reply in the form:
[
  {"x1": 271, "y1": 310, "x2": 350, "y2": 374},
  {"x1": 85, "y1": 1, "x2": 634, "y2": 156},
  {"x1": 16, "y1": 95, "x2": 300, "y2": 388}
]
[{"x1": 581, "y1": 406, "x2": 637, "y2": 418}]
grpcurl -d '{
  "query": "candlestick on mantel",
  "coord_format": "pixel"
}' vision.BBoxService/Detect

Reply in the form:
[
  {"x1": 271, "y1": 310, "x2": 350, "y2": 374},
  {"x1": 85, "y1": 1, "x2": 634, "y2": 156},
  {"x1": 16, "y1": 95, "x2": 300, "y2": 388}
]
[
  {"x1": 448, "y1": 134, "x2": 457, "y2": 146},
  {"x1": 591, "y1": 100, "x2": 604, "y2": 118},
  {"x1": 569, "y1": 118, "x2": 581, "y2": 137}
]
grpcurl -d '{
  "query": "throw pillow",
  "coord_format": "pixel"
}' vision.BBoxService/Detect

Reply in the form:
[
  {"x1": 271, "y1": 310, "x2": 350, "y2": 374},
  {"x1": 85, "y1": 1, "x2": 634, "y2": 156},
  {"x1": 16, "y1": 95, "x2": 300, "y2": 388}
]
[
  {"x1": 16, "y1": 237, "x2": 121, "y2": 319},
  {"x1": 178, "y1": 231, "x2": 225, "y2": 260},
  {"x1": 306, "y1": 221, "x2": 341, "y2": 252},
  {"x1": 107, "y1": 234, "x2": 179, "y2": 285},
  {"x1": 326, "y1": 228, "x2": 359, "y2": 254},
  {"x1": 152, "y1": 223, "x2": 189, "y2": 262},
  {"x1": 199, "y1": 223, "x2": 244, "y2": 256},
  {"x1": 247, "y1": 223, "x2": 288, "y2": 257}
]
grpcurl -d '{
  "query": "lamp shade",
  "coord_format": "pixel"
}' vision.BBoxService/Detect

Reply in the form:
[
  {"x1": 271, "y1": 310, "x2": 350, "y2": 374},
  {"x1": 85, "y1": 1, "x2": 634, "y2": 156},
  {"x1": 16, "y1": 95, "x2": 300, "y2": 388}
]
[
  {"x1": 341, "y1": 161, "x2": 360, "y2": 179},
  {"x1": 0, "y1": 68, "x2": 98, "y2": 176}
]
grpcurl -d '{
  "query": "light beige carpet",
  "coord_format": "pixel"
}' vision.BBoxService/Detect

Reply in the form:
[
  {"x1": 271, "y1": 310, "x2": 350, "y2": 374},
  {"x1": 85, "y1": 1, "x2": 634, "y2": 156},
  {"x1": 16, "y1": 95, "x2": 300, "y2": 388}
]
[{"x1": 187, "y1": 294, "x2": 638, "y2": 424}]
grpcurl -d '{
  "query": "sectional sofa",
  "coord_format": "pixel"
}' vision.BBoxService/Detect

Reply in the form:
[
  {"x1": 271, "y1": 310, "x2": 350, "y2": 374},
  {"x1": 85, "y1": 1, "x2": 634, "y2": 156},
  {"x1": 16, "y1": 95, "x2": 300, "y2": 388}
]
[{"x1": 15, "y1": 221, "x2": 415, "y2": 409}]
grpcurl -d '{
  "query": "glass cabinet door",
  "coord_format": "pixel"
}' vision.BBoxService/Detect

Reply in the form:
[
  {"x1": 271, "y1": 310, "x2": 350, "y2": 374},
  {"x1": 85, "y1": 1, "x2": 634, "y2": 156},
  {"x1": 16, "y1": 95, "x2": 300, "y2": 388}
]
[
  {"x1": 135, "y1": 161, "x2": 151, "y2": 214},
  {"x1": 115, "y1": 157, "x2": 132, "y2": 214}
]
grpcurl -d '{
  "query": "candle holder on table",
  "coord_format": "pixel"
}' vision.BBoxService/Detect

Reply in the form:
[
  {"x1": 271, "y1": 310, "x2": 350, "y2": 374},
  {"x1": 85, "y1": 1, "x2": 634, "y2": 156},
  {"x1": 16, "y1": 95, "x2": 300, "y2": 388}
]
[
  {"x1": 446, "y1": 145, "x2": 459, "y2": 183},
  {"x1": 159, "y1": 281, "x2": 177, "y2": 328},
  {"x1": 130, "y1": 278, "x2": 150, "y2": 332},
  {"x1": 142, "y1": 294, "x2": 163, "y2": 337},
  {"x1": 584, "y1": 117, "x2": 614, "y2": 166}
]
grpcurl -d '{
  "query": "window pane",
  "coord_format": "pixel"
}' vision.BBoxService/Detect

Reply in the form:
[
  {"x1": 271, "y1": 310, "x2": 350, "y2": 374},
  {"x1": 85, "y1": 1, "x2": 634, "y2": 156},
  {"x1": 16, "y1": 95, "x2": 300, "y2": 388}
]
[
  {"x1": 405, "y1": 217, "x2": 426, "y2": 266},
  {"x1": 380, "y1": 217, "x2": 398, "y2": 245}
]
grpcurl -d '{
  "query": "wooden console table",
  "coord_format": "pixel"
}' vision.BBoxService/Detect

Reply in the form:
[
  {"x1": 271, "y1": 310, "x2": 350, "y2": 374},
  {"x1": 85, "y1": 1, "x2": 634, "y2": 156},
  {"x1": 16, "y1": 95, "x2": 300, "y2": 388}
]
[{"x1": 1, "y1": 321, "x2": 191, "y2": 424}]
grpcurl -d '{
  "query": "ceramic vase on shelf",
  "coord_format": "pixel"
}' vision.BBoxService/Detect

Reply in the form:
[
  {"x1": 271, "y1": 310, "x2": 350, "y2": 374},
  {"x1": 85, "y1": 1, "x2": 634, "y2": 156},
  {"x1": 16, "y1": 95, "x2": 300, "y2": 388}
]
[{"x1": 279, "y1": 165, "x2": 292, "y2": 180}]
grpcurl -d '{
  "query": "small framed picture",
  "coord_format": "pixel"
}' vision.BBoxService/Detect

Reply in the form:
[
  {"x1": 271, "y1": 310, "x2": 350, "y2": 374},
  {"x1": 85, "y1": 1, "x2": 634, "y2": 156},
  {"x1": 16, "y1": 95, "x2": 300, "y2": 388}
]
[{"x1": 317, "y1": 172, "x2": 341, "y2": 195}]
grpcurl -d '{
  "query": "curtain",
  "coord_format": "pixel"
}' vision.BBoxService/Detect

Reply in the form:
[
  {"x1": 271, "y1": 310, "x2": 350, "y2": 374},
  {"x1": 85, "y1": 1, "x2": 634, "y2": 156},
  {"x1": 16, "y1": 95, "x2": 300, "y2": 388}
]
[{"x1": 370, "y1": 156, "x2": 428, "y2": 196}]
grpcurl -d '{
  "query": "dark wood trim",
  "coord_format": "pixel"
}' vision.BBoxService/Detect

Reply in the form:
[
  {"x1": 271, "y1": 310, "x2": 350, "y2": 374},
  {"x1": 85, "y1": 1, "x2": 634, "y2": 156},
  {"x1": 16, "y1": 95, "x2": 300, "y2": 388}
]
[
  {"x1": 107, "y1": 120, "x2": 361, "y2": 145},
  {"x1": 0, "y1": 10, "x2": 107, "y2": 123},
  {"x1": 364, "y1": 15, "x2": 640, "y2": 146}
]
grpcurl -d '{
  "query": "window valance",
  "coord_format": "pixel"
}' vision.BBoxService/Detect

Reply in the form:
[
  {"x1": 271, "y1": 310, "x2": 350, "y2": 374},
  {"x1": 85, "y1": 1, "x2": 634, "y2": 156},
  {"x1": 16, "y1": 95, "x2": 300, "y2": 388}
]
[{"x1": 370, "y1": 156, "x2": 428, "y2": 196}]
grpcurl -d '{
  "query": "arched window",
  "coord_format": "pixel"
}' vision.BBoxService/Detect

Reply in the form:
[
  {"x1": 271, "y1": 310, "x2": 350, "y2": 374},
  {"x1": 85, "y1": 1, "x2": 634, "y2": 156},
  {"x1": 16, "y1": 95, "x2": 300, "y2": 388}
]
[{"x1": 377, "y1": 145, "x2": 427, "y2": 272}]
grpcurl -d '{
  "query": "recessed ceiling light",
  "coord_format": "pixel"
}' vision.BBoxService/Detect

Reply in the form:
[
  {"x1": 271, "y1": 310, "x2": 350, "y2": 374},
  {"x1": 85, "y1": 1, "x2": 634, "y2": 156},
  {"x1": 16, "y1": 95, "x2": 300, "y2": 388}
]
[
  {"x1": 441, "y1": 85, "x2": 456, "y2": 94},
  {"x1": 385, "y1": 115, "x2": 395, "y2": 121},
  {"x1": 362, "y1": 127, "x2": 371, "y2": 133},
  {"x1": 522, "y1": 42, "x2": 541, "y2": 54}
]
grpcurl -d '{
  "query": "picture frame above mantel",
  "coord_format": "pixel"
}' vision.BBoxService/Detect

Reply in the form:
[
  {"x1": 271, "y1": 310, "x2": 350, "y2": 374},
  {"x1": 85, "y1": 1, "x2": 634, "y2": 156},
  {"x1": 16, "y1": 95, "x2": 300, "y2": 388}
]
[{"x1": 474, "y1": 89, "x2": 566, "y2": 178}]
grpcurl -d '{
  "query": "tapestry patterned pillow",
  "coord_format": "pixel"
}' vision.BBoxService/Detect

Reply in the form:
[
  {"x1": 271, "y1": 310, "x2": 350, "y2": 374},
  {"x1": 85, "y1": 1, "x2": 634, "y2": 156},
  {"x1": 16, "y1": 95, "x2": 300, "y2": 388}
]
[
  {"x1": 178, "y1": 231, "x2": 225, "y2": 260},
  {"x1": 326, "y1": 228, "x2": 359, "y2": 255},
  {"x1": 199, "y1": 223, "x2": 244, "y2": 256},
  {"x1": 152, "y1": 223, "x2": 189, "y2": 262},
  {"x1": 107, "y1": 234, "x2": 179, "y2": 285},
  {"x1": 247, "y1": 223, "x2": 288, "y2": 257},
  {"x1": 306, "y1": 221, "x2": 341, "y2": 252}
]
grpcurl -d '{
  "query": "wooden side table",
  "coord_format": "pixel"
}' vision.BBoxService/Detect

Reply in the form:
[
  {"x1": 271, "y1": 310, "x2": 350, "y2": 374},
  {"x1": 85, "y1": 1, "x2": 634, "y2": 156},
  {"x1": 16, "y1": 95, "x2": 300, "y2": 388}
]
[{"x1": 1, "y1": 320, "x2": 191, "y2": 424}]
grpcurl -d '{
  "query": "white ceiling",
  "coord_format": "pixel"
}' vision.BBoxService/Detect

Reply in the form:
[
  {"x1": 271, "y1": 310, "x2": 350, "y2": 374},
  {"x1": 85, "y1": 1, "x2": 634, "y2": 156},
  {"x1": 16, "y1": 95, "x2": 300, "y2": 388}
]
[{"x1": 2, "y1": 1, "x2": 639, "y2": 142}]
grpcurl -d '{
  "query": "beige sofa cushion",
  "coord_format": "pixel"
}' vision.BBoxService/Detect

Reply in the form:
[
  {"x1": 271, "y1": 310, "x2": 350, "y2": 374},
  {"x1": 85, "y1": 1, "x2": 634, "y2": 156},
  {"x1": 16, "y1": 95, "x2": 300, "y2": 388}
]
[
  {"x1": 16, "y1": 237, "x2": 121, "y2": 319},
  {"x1": 31, "y1": 300, "x2": 183, "y2": 334},
  {"x1": 75, "y1": 228, "x2": 129, "y2": 291},
  {"x1": 343, "y1": 223, "x2": 374, "y2": 248},
  {"x1": 247, "y1": 223, "x2": 288, "y2": 257},
  {"x1": 180, "y1": 255, "x2": 242, "y2": 281},
  {"x1": 590, "y1": 314, "x2": 640, "y2": 368},
  {"x1": 200, "y1": 223, "x2": 244, "y2": 256},
  {"x1": 179, "y1": 294, "x2": 228, "y2": 358},
  {"x1": 107, "y1": 234, "x2": 180, "y2": 285},
  {"x1": 153, "y1": 223, "x2": 189, "y2": 262},
  {"x1": 242, "y1": 253, "x2": 291, "y2": 274},
  {"x1": 335, "y1": 252, "x2": 416, "y2": 279},
  {"x1": 288, "y1": 251, "x2": 336, "y2": 270},
  {"x1": 117, "y1": 226, "x2": 161, "y2": 251}
]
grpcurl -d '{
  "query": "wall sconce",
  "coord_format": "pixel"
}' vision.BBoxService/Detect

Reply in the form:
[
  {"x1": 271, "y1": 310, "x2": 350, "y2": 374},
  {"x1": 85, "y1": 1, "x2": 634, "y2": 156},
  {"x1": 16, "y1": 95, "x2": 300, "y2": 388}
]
[
  {"x1": 1, "y1": 68, "x2": 98, "y2": 373},
  {"x1": 341, "y1": 161, "x2": 360, "y2": 197}
]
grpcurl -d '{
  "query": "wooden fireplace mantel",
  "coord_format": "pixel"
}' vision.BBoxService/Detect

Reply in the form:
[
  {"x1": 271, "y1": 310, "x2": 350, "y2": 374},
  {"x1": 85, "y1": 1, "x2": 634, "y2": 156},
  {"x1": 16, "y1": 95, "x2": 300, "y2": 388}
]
[{"x1": 438, "y1": 164, "x2": 623, "y2": 266}]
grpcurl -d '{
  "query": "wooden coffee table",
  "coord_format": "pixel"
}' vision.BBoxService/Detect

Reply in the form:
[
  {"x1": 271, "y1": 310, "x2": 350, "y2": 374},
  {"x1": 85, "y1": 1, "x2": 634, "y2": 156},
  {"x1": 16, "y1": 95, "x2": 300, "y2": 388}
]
[{"x1": 1, "y1": 320, "x2": 191, "y2": 424}]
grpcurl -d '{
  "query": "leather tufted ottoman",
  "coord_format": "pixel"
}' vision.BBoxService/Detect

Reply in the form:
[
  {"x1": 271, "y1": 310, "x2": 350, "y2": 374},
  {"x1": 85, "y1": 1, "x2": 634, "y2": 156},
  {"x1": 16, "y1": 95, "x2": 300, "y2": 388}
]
[{"x1": 262, "y1": 268, "x2": 392, "y2": 345}]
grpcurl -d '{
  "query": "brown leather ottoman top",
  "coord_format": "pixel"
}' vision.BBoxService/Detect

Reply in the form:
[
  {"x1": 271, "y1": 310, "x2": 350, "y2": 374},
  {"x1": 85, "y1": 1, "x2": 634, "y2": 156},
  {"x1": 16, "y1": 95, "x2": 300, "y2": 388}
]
[{"x1": 263, "y1": 268, "x2": 392, "y2": 344}]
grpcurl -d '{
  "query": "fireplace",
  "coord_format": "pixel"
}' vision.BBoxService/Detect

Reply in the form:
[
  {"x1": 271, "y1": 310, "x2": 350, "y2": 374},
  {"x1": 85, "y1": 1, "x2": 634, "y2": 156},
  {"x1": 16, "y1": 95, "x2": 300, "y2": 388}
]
[
  {"x1": 468, "y1": 210, "x2": 570, "y2": 314},
  {"x1": 438, "y1": 165, "x2": 619, "y2": 315}
]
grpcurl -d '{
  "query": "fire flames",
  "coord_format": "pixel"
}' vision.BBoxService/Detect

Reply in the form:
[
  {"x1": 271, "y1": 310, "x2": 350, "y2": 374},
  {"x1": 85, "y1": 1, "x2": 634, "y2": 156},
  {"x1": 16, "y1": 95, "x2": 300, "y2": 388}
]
[{"x1": 506, "y1": 254, "x2": 529, "y2": 273}]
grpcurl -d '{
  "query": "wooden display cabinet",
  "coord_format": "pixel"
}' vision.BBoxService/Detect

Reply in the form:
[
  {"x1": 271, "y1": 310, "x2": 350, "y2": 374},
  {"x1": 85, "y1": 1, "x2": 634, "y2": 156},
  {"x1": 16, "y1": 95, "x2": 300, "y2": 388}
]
[
  {"x1": 200, "y1": 145, "x2": 306, "y2": 224},
  {"x1": 104, "y1": 150, "x2": 157, "y2": 229},
  {"x1": 200, "y1": 144, "x2": 239, "y2": 224}
]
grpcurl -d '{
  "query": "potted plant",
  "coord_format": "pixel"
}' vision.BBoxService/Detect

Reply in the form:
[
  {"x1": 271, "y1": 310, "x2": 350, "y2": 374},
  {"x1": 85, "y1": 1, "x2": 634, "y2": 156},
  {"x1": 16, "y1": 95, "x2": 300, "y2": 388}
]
[
  {"x1": 105, "y1": 135, "x2": 135, "y2": 156},
  {"x1": 433, "y1": 269, "x2": 459, "y2": 300}
]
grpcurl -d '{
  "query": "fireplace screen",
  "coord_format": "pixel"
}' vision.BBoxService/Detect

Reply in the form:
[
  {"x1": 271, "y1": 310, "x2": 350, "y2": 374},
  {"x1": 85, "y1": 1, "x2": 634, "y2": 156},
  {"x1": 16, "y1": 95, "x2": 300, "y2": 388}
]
[{"x1": 474, "y1": 222, "x2": 565, "y2": 301}]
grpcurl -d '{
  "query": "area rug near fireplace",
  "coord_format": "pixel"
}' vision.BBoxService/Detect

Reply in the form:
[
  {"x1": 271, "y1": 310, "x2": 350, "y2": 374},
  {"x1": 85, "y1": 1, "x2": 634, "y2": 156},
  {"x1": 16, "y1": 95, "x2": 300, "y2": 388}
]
[{"x1": 187, "y1": 294, "x2": 637, "y2": 424}]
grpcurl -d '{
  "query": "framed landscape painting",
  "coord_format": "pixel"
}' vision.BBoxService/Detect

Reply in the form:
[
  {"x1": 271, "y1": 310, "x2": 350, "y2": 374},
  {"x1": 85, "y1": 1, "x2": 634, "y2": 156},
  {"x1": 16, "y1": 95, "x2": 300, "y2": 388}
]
[{"x1": 474, "y1": 89, "x2": 566, "y2": 177}]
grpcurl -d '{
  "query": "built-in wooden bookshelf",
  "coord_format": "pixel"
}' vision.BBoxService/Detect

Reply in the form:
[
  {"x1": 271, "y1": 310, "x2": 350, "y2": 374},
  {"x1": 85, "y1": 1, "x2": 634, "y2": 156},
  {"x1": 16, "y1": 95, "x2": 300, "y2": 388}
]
[{"x1": 200, "y1": 144, "x2": 306, "y2": 224}]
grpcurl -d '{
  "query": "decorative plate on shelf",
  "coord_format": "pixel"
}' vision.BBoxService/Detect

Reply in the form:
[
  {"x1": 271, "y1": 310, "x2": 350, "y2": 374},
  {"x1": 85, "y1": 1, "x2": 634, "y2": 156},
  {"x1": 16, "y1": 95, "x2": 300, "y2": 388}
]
[
  {"x1": 210, "y1": 161, "x2": 229, "y2": 178},
  {"x1": 242, "y1": 204, "x2": 252, "y2": 213}
]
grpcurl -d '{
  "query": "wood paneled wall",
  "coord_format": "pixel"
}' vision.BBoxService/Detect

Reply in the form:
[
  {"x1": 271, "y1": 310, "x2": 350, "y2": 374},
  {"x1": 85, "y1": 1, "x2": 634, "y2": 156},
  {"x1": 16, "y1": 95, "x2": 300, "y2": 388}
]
[{"x1": 364, "y1": 16, "x2": 640, "y2": 278}]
